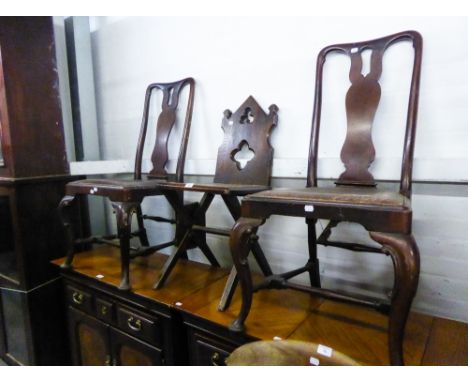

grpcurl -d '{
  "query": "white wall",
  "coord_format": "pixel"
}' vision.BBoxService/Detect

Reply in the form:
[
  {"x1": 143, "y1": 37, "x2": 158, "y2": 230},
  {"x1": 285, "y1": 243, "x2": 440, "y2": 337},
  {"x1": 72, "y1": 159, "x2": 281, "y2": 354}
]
[{"x1": 84, "y1": 16, "x2": 468, "y2": 323}]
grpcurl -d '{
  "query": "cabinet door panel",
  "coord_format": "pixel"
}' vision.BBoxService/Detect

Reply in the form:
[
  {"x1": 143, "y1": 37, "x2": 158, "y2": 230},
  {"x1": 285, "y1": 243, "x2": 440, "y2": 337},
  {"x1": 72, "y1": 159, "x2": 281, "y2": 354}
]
[
  {"x1": 68, "y1": 306, "x2": 111, "y2": 366},
  {"x1": 111, "y1": 327, "x2": 163, "y2": 366}
]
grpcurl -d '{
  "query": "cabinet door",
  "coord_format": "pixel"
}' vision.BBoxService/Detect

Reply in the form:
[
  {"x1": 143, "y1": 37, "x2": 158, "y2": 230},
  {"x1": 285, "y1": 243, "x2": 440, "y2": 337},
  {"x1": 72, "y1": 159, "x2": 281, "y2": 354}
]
[
  {"x1": 68, "y1": 306, "x2": 111, "y2": 366},
  {"x1": 110, "y1": 327, "x2": 163, "y2": 366}
]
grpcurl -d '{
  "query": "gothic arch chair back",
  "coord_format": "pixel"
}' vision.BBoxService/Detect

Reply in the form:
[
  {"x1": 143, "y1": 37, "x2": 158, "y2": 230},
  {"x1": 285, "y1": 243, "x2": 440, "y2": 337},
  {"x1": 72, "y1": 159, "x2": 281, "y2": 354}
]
[
  {"x1": 59, "y1": 78, "x2": 195, "y2": 291},
  {"x1": 153, "y1": 96, "x2": 278, "y2": 311},
  {"x1": 229, "y1": 31, "x2": 422, "y2": 366},
  {"x1": 213, "y1": 96, "x2": 277, "y2": 187}
]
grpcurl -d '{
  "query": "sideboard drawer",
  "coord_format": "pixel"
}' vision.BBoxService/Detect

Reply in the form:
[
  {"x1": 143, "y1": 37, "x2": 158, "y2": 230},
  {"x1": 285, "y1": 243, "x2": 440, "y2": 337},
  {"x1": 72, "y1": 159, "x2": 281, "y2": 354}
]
[
  {"x1": 116, "y1": 306, "x2": 161, "y2": 346},
  {"x1": 66, "y1": 285, "x2": 93, "y2": 314},
  {"x1": 190, "y1": 332, "x2": 235, "y2": 366}
]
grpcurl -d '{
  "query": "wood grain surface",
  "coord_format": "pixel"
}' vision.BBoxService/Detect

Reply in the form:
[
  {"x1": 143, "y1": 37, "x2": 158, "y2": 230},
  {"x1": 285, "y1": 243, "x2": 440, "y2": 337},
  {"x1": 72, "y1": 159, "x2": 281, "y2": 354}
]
[{"x1": 54, "y1": 248, "x2": 468, "y2": 365}]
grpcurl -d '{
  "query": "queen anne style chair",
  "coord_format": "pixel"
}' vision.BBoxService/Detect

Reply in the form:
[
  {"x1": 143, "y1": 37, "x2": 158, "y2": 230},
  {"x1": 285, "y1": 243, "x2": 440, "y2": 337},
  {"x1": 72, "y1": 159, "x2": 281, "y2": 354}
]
[
  {"x1": 153, "y1": 96, "x2": 278, "y2": 310},
  {"x1": 59, "y1": 78, "x2": 195, "y2": 291},
  {"x1": 229, "y1": 31, "x2": 422, "y2": 366}
]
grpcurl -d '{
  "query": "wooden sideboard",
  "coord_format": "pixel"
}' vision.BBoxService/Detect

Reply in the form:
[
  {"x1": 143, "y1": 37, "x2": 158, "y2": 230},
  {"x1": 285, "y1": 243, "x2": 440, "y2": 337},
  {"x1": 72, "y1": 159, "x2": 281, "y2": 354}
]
[
  {"x1": 53, "y1": 247, "x2": 468, "y2": 366},
  {"x1": 54, "y1": 247, "x2": 230, "y2": 365}
]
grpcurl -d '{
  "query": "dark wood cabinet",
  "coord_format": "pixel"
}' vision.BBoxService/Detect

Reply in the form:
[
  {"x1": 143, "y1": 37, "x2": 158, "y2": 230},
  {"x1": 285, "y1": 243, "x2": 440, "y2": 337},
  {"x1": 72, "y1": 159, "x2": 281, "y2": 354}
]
[
  {"x1": 54, "y1": 248, "x2": 234, "y2": 366},
  {"x1": 63, "y1": 278, "x2": 169, "y2": 366},
  {"x1": 68, "y1": 306, "x2": 164, "y2": 366}
]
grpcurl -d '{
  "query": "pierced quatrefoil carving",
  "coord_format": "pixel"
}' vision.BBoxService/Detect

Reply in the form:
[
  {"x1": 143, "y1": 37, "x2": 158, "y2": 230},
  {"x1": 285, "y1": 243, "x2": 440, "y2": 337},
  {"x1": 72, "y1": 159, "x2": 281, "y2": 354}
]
[
  {"x1": 231, "y1": 140, "x2": 255, "y2": 170},
  {"x1": 239, "y1": 107, "x2": 255, "y2": 124}
]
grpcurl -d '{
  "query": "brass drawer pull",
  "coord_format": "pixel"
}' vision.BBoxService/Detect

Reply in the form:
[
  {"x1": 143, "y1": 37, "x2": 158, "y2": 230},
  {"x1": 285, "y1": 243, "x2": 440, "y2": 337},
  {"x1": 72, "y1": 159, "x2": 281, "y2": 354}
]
[
  {"x1": 101, "y1": 306, "x2": 108, "y2": 315},
  {"x1": 127, "y1": 316, "x2": 142, "y2": 332},
  {"x1": 72, "y1": 291, "x2": 84, "y2": 305},
  {"x1": 211, "y1": 352, "x2": 222, "y2": 366}
]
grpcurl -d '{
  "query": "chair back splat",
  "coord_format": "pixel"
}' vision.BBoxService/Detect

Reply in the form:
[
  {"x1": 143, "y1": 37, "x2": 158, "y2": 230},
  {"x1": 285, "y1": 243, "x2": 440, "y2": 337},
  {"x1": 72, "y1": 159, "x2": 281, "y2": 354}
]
[
  {"x1": 307, "y1": 31, "x2": 422, "y2": 198},
  {"x1": 134, "y1": 77, "x2": 195, "y2": 181},
  {"x1": 214, "y1": 96, "x2": 278, "y2": 186}
]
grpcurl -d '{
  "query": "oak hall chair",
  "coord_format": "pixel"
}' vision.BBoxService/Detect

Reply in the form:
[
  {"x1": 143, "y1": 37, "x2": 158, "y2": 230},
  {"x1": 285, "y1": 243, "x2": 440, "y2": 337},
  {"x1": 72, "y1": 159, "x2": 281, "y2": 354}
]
[
  {"x1": 153, "y1": 96, "x2": 278, "y2": 310},
  {"x1": 229, "y1": 31, "x2": 422, "y2": 366},
  {"x1": 59, "y1": 78, "x2": 195, "y2": 291}
]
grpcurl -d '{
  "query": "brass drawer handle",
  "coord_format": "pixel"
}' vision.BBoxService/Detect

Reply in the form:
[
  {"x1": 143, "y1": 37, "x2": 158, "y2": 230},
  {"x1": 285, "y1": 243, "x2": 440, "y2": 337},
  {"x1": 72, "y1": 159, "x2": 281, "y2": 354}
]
[
  {"x1": 127, "y1": 316, "x2": 142, "y2": 332},
  {"x1": 101, "y1": 306, "x2": 108, "y2": 315},
  {"x1": 211, "y1": 352, "x2": 222, "y2": 366},
  {"x1": 72, "y1": 291, "x2": 84, "y2": 305}
]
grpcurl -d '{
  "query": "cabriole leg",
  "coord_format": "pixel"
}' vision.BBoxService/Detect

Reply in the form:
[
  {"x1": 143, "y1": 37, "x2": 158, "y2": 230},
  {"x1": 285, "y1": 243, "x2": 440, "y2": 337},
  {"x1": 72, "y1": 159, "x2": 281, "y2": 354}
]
[
  {"x1": 229, "y1": 217, "x2": 264, "y2": 333},
  {"x1": 219, "y1": 195, "x2": 272, "y2": 312},
  {"x1": 370, "y1": 232, "x2": 420, "y2": 366}
]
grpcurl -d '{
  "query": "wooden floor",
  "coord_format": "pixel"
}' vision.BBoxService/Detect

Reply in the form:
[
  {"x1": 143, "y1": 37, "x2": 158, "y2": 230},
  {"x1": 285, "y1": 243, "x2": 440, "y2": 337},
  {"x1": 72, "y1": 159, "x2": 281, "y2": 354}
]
[{"x1": 53, "y1": 247, "x2": 468, "y2": 366}]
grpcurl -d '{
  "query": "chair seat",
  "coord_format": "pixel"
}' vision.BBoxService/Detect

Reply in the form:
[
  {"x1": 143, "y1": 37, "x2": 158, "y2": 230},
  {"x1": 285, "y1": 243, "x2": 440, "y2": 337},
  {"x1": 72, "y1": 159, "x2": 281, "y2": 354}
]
[
  {"x1": 66, "y1": 178, "x2": 167, "y2": 202},
  {"x1": 247, "y1": 186, "x2": 410, "y2": 210},
  {"x1": 155, "y1": 181, "x2": 269, "y2": 196}
]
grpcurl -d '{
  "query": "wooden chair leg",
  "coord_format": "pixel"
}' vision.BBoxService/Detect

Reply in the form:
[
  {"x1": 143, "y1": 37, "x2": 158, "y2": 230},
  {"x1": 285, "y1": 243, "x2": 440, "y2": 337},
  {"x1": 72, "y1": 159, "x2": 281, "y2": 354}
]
[
  {"x1": 229, "y1": 217, "x2": 264, "y2": 333},
  {"x1": 154, "y1": 230, "x2": 192, "y2": 289},
  {"x1": 306, "y1": 218, "x2": 321, "y2": 288},
  {"x1": 192, "y1": 234, "x2": 220, "y2": 267},
  {"x1": 162, "y1": 190, "x2": 188, "y2": 259},
  {"x1": 220, "y1": 195, "x2": 272, "y2": 312},
  {"x1": 251, "y1": 241, "x2": 273, "y2": 276},
  {"x1": 370, "y1": 232, "x2": 420, "y2": 366},
  {"x1": 218, "y1": 266, "x2": 239, "y2": 311},
  {"x1": 219, "y1": 242, "x2": 272, "y2": 312},
  {"x1": 222, "y1": 197, "x2": 269, "y2": 276},
  {"x1": 135, "y1": 205, "x2": 150, "y2": 247},
  {"x1": 175, "y1": 201, "x2": 198, "y2": 259},
  {"x1": 111, "y1": 202, "x2": 138, "y2": 291},
  {"x1": 59, "y1": 194, "x2": 77, "y2": 269}
]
